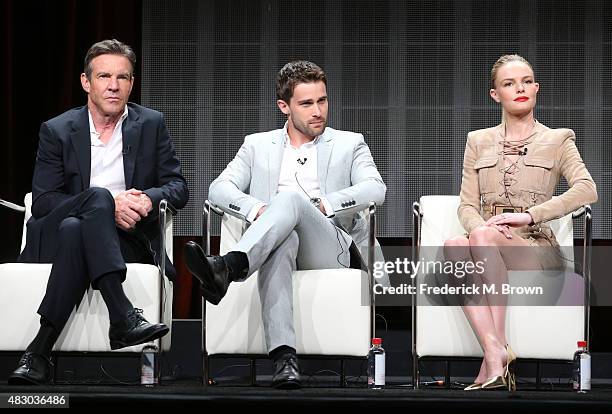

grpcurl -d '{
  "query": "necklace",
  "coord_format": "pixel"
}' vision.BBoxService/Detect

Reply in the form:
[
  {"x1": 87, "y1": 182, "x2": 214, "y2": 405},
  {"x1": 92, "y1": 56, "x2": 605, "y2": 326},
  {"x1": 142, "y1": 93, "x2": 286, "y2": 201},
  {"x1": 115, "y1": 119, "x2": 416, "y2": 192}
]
[{"x1": 503, "y1": 119, "x2": 536, "y2": 141}]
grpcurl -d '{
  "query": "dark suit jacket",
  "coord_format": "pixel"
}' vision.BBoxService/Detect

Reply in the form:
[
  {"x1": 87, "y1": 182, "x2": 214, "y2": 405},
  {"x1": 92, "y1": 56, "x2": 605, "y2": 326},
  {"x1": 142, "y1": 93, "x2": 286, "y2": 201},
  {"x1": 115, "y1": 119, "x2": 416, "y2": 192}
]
[{"x1": 20, "y1": 103, "x2": 189, "y2": 280}]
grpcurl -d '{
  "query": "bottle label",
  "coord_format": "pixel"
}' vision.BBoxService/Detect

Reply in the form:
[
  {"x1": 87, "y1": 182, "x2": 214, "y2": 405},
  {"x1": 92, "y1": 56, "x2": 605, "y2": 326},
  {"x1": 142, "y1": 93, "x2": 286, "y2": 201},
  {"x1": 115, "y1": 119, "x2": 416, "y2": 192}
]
[
  {"x1": 141, "y1": 351, "x2": 156, "y2": 385},
  {"x1": 580, "y1": 354, "x2": 591, "y2": 391},
  {"x1": 374, "y1": 353, "x2": 385, "y2": 386}
]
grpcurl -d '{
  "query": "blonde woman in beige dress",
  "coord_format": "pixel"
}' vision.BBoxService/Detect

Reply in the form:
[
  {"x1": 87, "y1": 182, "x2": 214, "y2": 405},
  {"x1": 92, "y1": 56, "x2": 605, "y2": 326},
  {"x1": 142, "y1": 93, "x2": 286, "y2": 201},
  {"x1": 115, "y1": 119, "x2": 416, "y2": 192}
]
[{"x1": 445, "y1": 55, "x2": 597, "y2": 391}]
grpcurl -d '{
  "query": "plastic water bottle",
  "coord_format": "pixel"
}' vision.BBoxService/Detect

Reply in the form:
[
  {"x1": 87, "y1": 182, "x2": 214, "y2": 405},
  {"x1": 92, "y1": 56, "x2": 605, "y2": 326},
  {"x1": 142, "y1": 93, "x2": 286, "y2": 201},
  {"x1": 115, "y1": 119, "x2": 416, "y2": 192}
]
[
  {"x1": 141, "y1": 344, "x2": 159, "y2": 386},
  {"x1": 367, "y1": 337, "x2": 385, "y2": 389},
  {"x1": 572, "y1": 340, "x2": 591, "y2": 392}
]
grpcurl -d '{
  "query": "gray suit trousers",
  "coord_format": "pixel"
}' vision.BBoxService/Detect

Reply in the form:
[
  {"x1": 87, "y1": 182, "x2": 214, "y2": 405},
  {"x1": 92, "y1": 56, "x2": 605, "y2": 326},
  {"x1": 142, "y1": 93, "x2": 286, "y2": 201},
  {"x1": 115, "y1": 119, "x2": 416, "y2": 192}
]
[{"x1": 233, "y1": 191, "x2": 353, "y2": 352}]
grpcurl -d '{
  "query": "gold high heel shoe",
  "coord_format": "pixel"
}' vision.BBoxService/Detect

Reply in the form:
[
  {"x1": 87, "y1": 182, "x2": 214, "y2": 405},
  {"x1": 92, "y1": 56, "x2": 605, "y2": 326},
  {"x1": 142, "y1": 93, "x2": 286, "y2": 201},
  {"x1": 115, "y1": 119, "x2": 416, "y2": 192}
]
[
  {"x1": 480, "y1": 375, "x2": 507, "y2": 390},
  {"x1": 505, "y1": 344, "x2": 517, "y2": 392},
  {"x1": 481, "y1": 345, "x2": 517, "y2": 391},
  {"x1": 464, "y1": 381, "x2": 483, "y2": 391}
]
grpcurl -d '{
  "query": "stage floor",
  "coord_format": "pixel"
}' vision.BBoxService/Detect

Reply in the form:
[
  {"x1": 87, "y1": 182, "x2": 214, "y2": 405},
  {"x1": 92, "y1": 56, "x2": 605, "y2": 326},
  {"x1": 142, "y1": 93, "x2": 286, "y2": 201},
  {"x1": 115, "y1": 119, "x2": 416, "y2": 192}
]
[{"x1": 2, "y1": 379, "x2": 612, "y2": 409}]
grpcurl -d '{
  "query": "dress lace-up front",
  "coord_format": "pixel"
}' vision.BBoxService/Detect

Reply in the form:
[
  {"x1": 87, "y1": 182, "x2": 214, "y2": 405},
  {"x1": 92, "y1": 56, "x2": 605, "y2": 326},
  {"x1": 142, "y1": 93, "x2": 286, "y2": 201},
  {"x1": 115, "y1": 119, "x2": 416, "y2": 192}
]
[{"x1": 498, "y1": 136, "x2": 532, "y2": 202}]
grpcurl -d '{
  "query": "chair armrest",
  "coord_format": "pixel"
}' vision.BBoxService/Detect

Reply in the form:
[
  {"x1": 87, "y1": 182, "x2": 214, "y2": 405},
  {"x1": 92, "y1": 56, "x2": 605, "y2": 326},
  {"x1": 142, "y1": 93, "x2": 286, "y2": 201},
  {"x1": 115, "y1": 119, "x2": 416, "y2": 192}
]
[
  {"x1": 412, "y1": 201, "x2": 422, "y2": 250},
  {"x1": 0, "y1": 198, "x2": 26, "y2": 213},
  {"x1": 204, "y1": 199, "x2": 379, "y2": 223},
  {"x1": 158, "y1": 199, "x2": 176, "y2": 280},
  {"x1": 577, "y1": 205, "x2": 593, "y2": 349},
  {"x1": 202, "y1": 200, "x2": 379, "y2": 262},
  {"x1": 202, "y1": 200, "x2": 248, "y2": 255},
  {"x1": 157, "y1": 199, "x2": 176, "y2": 337},
  {"x1": 205, "y1": 200, "x2": 247, "y2": 222},
  {"x1": 332, "y1": 201, "x2": 377, "y2": 218},
  {"x1": 160, "y1": 199, "x2": 177, "y2": 216},
  {"x1": 572, "y1": 204, "x2": 591, "y2": 220}
]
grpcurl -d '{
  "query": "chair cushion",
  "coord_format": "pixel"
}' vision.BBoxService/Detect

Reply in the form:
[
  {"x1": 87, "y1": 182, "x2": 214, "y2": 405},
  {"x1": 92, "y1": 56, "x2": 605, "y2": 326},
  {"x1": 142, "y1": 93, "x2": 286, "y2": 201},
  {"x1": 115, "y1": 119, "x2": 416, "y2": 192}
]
[
  {"x1": 416, "y1": 304, "x2": 584, "y2": 360},
  {"x1": 0, "y1": 263, "x2": 172, "y2": 352},
  {"x1": 206, "y1": 268, "x2": 370, "y2": 356}
]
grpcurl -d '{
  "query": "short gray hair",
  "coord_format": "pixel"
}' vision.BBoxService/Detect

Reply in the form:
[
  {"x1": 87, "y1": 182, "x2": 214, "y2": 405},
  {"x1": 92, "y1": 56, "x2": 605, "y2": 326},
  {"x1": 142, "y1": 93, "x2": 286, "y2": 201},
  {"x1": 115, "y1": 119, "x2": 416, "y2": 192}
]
[{"x1": 84, "y1": 39, "x2": 136, "y2": 80}]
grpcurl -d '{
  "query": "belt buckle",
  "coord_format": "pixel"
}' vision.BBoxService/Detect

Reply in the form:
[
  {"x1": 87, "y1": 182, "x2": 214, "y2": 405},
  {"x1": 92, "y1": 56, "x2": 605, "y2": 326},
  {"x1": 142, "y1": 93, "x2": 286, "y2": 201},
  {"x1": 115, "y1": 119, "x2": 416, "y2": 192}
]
[{"x1": 492, "y1": 205, "x2": 523, "y2": 216}]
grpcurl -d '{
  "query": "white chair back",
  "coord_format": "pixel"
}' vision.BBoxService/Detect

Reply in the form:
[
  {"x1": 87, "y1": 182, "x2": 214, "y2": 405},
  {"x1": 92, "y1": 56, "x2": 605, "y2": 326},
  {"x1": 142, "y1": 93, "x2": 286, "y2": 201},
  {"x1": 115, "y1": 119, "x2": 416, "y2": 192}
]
[{"x1": 419, "y1": 195, "x2": 574, "y2": 247}]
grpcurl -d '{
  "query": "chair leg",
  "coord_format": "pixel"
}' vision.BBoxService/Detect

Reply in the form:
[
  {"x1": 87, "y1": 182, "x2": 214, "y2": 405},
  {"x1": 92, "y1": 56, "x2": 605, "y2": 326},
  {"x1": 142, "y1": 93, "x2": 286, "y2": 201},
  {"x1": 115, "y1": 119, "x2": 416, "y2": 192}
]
[
  {"x1": 444, "y1": 360, "x2": 450, "y2": 388},
  {"x1": 51, "y1": 355, "x2": 57, "y2": 385},
  {"x1": 157, "y1": 352, "x2": 163, "y2": 385},
  {"x1": 202, "y1": 354, "x2": 209, "y2": 387},
  {"x1": 413, "y1": 357, "x2": 420, "y2": 389},
  {"x1": 250, "y1": 358, "x2": 256, "y2": 386}
]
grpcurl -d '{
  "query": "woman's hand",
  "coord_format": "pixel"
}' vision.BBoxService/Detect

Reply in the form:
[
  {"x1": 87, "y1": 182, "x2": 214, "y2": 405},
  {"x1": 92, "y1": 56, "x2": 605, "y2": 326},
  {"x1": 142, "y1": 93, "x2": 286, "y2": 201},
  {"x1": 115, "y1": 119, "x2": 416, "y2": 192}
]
[
  {"x1": 485, "y1": 212, "x2": 533, "y2": 239},
  {"x1": 488, "y1": 212, "x2": 533, "y2": 227}
]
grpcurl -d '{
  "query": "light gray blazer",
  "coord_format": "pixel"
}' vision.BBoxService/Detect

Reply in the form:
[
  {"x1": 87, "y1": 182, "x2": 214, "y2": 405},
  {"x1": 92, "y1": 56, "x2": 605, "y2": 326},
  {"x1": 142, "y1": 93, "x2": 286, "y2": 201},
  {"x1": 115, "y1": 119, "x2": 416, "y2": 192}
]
[{"x1": 209, "y1": 126, "x2": 386, "y2": 249}]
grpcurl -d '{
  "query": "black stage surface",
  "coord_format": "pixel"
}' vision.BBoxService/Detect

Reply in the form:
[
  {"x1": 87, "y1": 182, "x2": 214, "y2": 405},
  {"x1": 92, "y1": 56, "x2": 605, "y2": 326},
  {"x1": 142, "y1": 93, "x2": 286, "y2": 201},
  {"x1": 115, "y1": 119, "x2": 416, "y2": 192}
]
[
  {"x1": 1, "y1": 380, "x2": 612, "y2": 410},
  {"x1": 2, "y1": 324, "x2": 611, "y2": 409}
]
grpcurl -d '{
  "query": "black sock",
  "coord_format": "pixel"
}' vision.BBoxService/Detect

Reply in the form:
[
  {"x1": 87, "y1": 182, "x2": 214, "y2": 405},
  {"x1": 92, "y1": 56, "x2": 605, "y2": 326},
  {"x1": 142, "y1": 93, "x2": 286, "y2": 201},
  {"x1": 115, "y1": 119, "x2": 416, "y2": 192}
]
[
  {"x1": 223, "y1": 251, "x2": 249, "y2": 281},
  {"x1": 269, "y1": 345, "x2": 296, "y2": 365},
  {"x1": 26, "y1": 317, "x2": 59, "y2": 357},
  {"x1": 97, "y1": 272, "x2": 133, "y2": 324}
]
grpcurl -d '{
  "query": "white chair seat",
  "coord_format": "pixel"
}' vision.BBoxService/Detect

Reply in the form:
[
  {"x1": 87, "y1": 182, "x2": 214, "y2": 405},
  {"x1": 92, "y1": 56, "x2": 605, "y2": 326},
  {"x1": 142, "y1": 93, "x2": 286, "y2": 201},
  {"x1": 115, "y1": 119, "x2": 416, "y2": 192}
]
[
  {"x1": 0, "y1": 263, "x2": 172, "y2": 352},
  {"x1": 206, "y1": 268, "x2": 369, "y2": 356}
]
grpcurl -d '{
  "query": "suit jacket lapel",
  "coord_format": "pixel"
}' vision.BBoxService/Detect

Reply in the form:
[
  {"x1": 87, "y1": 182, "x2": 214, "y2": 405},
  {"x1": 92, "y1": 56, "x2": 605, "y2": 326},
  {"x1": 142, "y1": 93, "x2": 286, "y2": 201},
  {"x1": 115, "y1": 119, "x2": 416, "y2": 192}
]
[
  {"x1": 69, "y1": 108, "x2": 91, "y2": 190},
  {"x1": 122, "y1": 108, "x2": 142, "y2": 189},
  {"x1": 317, "y1": 130, "x2": 333, "y2": 194},
  {"x1": 267, "y1": 130, "x2": 284, "y2": 201}
]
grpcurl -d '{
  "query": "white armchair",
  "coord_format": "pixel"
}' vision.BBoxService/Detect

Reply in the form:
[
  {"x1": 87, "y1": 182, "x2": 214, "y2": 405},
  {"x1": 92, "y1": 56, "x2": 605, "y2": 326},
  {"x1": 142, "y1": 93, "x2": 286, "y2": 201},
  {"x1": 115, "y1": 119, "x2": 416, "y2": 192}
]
[
  {"x1": 200, "y1": 200, "x2": 377, "y2": 386},
  {"x1": 0, "y1": 194, "x2": 174, "y2": 360},
  {"x1": 411, "y1": 195, "x2": 592, "y2": 388}
]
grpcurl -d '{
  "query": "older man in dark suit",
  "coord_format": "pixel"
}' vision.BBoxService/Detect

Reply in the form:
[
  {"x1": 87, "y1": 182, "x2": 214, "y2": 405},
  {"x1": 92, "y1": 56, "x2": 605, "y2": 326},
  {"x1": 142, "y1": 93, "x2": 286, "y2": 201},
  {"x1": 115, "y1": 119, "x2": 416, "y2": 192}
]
[{"x1": 8, "y1": 39, "x2": 188, "y2": 385}]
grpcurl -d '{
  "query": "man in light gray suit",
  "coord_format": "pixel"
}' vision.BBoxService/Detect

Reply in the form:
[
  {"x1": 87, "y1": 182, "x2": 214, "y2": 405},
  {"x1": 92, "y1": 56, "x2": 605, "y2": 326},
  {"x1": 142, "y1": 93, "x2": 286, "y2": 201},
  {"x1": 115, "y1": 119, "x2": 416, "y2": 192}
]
[{"x1": 185, "y1": 61, "x2": 385, "y2": 389}]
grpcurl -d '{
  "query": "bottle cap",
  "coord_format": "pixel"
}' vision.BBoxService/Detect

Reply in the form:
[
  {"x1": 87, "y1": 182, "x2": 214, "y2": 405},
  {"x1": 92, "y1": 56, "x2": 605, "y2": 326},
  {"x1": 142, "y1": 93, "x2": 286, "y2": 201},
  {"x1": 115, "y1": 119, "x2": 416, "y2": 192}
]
[
  {"x1": 372, "y1": 337, "x2": 382, "y2": 345},
  {"x1": 577, "y1": 340, "x2": 587, "y2": 347}
]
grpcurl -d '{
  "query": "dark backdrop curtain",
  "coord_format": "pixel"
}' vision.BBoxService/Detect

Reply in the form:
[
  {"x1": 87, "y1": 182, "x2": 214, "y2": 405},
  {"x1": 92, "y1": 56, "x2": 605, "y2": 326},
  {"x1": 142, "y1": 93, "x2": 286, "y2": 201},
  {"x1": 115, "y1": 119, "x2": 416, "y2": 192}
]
[
  {"x1": 0, "y1": 0, "x2": 198, "y2": 319},
  {"x1": 2, "y1": 0, "x2": 611, "y2": 327},
  {"x1": 0, "y1": 0, "x2": 142, "y2": 261}
]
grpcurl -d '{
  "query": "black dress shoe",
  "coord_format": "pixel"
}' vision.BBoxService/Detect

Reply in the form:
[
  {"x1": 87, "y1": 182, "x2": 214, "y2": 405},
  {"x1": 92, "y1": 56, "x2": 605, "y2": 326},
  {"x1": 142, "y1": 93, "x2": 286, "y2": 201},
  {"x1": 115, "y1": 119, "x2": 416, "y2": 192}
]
[
  {"x1": 184, "y1": 241, "x2": 231, "y2": 305},
  {"x1": 108, "y1": 308, "x2": 169, "y2": 350},
  {"x1": 8, "y1": 352, "x2": 52, "y2": 385},
  {"x1": 271, "y1": 354, "x2": 301, "y2": 389}
]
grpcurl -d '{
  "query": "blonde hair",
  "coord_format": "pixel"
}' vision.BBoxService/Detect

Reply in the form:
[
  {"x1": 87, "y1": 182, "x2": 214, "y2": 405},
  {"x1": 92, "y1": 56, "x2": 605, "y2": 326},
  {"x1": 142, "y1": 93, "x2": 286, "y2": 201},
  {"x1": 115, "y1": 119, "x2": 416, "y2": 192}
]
[{"x1": 490, "y1": 54, "x2": 534, "y2": 89}]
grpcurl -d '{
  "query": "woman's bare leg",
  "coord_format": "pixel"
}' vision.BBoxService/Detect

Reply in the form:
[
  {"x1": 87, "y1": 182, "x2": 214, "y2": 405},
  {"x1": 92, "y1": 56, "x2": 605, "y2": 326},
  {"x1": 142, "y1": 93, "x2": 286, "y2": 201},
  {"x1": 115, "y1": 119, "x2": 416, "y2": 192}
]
[
  {"x1": 444, "y1": 236, "x2": 491, "y2": 383},
  {"x1": 466, "y1": 226, "x2": 542, "y2": 380}
]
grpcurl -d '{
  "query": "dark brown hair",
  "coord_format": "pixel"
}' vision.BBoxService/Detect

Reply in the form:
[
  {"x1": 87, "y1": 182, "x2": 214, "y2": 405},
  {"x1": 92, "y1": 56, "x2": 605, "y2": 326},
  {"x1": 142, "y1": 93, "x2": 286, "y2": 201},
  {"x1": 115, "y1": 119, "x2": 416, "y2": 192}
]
[{"x1": 276, "y1": 60, "x2": 327, "y2": 103}]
